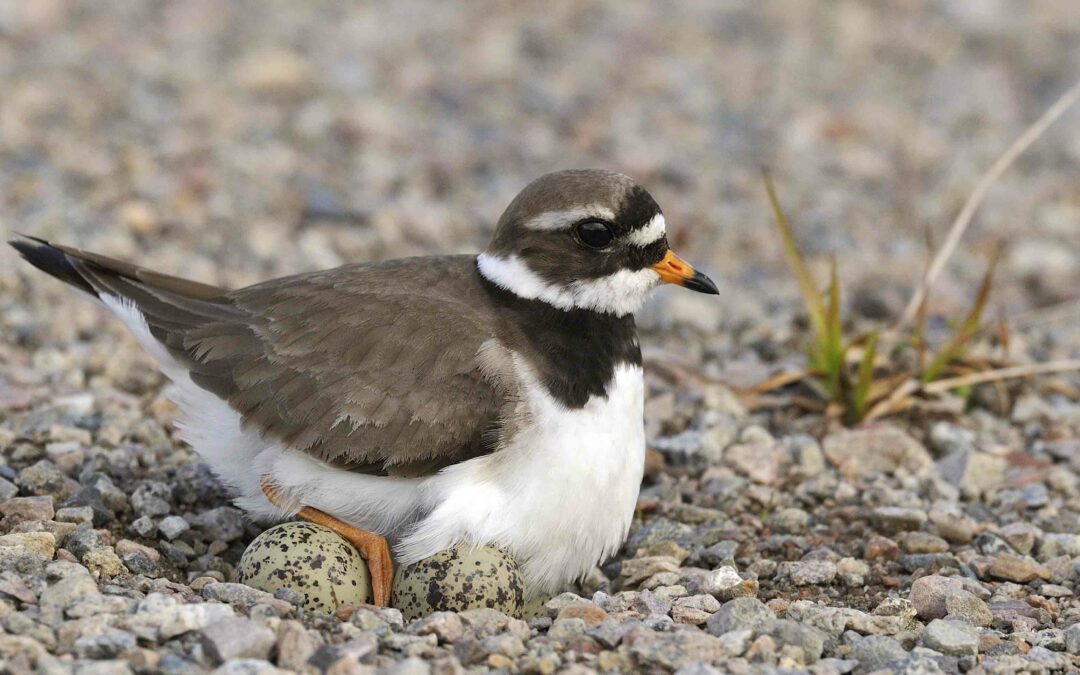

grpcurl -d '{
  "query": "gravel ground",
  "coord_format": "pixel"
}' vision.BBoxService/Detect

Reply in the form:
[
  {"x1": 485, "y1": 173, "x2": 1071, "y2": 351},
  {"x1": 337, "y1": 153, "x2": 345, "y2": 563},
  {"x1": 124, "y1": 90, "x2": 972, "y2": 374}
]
[{"x1": 2, "y1": 2, "x2": 1080, "y2": 673}]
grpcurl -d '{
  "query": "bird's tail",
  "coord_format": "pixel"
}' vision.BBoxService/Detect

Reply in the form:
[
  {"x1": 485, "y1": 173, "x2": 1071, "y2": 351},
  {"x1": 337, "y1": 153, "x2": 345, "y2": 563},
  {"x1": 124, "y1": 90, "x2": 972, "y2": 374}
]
[
  {"x1": 9, "y1": 234, "x2": 227, "y2": 302},
  {"x1": 8, "y1": 235, "x2": 247, "y2": 376}
]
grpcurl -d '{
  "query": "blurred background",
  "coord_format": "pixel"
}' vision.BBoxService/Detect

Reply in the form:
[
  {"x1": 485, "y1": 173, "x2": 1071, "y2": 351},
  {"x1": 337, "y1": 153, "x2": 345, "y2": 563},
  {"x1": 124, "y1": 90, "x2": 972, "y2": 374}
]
[{"x1": 1, "y1": 0, "x2": 1078, "y2": 350}]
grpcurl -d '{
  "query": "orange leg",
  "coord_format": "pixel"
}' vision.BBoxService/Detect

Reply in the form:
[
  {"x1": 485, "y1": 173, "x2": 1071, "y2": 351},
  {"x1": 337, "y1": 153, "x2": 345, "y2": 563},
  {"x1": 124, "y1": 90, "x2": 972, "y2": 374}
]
[{"x1": 261, "y1": 480, "x2": 394, "y2": 607}]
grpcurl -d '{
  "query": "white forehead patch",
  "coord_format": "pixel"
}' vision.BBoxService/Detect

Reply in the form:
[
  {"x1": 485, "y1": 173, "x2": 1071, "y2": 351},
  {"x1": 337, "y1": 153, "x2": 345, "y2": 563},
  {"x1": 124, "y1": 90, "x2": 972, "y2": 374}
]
[
  {"x1": 626, "y1": 213, "x2": 666, "y2": 247},
  {"x1": 524, "y1": 206, "x2": 617, "y2": 232},
  {"x1": 477, "y1": 253, "x2": 659, "y2": 316}
]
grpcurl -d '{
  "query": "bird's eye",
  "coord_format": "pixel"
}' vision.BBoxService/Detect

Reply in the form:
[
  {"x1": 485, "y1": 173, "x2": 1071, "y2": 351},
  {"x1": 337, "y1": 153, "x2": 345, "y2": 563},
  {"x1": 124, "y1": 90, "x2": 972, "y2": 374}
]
[{"x1": 575, "y1": 221, "x2": 614, "y2": 249}]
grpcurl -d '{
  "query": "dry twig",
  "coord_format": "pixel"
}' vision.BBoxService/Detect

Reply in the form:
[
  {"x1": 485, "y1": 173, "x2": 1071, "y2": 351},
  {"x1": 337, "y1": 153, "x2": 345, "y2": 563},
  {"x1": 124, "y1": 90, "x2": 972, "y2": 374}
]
[
  {"x1": 923, "y1": 359, "x2": 1080, "y2": 394},
  {"x1": 896, "y1": 78, "x2": 1080, "y2": 329}
]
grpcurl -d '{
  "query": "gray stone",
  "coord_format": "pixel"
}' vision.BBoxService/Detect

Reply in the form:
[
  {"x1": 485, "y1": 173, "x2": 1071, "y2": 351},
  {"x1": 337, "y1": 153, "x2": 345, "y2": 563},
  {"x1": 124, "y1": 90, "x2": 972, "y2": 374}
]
[
  {"x1": 697, "y1": 540, "x2": 738, "y2": 568},
  {"x1": 543, "y1": 591, "x2": 589, "y2": 615},
  {"x1": 383, "y1": 656, "x2": 432, "y2": 675},
  {"x1": 409, "y1": 611, "x2": 464, "y2": 644},
  {"x1": 1032, "y1": 628, "x2": 1065, "y2": 652},
  {"x1": 944, "y1": 590, "x2": 992, "y2": 627},
  {"x1": 157, "y1": 515, "x2": 190, "y2": 540},
  {"x1": 128, "y1": 516, "x2": 157, "y2": 539},
  {"x1": 125, "y1": 592, "x2": 236, "y2": 640},
  {"x1": 628, "y1": 629, "x2": 733, "y2": 670},
  {"x1": 928, "y1": 506, "x2": 976, "y2": 544},
  {"x1": 631, "y1": 589, "x2": 672, "y2": 617},
  {"x1": 130, "y1": 482, "x2": 172, "y2": 517},
  {"x1": 922, "y1": 619, "x2": 978, "y2": 657},
  {"x1": 675, "y1": 594, "x2": 720, "y2": 613},
  {"x1": 755, "y1": 619, "x2": 826, "y2": 663},
  {"x1": 891, "y1": 653, "x2": 950, "y2": 674},
  {"x1": 683, "y1": 565, "x2": 755, "y2": 600},
  {"x1": 458, "y1": 608, "x2": 528, "y2": 640},
  {"x1": 212, "y1": 659, "x2": 288, "y2": 675},
  {"x1": 64, "y1": 526, "x2": 108, "y2": 560},
  {"x1": 928, "y1": 422, "x2": 976, "y2": 455},
  {"x1": 66, "y1": 594, "x2": 131, "y2": 618},
  {"x1": 193, "y1": 507, "x2": 245, "y2": 542},
  {"x1": 785, "y1": 601, "x2": 909, "y2": 639},
  {"x1": 620, "y1": 556, "x2": 681, "y2": 586},
  {"x1": 1038, "y1": 583, "x2": 1072, "y2": 598},
  {"x1": 40, "y1": 565, "x2": 100, "y2": 611},
  {"x1": 989, "y1": 599, "x2": 1048, "y2": 629},
  {"x1": 62, "y1": 488, "x2": 115, "y2": 526},
  {"x1": 975, "y1": 532, "x2": 1019, "y2": 556},
  {"x1": 0, "y1": 478, "x2": 19, "y2": 502},
  {"x1": 909, "y1": 575, "x2": 963, "y2": 620},
  {"x1": 823, "y1": 428, "x2": 933, "y2": 479},
  {"x1": 73, "y1": 631, "x2": 137, "y2": 659},
  {"x1": 872, "y1": 507, "x2": 928, "y2": 534},
  {"x1": 1024, "y1": 646, "x2": 1072, "y2": 671},
  {"x1": 997, "y1": 522, "x2": 1039, "y2": 554},
  {"x1": 71, "y1": 660, "x2": 135, "y2": 675},
  {"x1": 675, "y1": 664, "x2": 724, "y2": 675},
  {"x1": 276, "y1": 620, "x2": 321, "y2": 671},
  {"x1": 706, "y1": 597, "x2": 775, "y2": 636},
  {"x1": 1018, "y1": 484, "x2": 1049, "y2": 509},
  {"x1": 1040, "y1": 533, "x2": 1080, "y2": 559},
  {"x1": 201, "y1": 582, "x2": 282, "y2": 611},
  {"x1": 900, "y1": 552, "x2": 962, "y2": 575},
  {"x1": 779, "y1": 559, "x2": 837, "y2": 586},
  {"x1": 626, "y1": 517, "x2": 696, "y2": 550},
  {"x1": 715, "y1": 629, "x2": 752, "y2": 658},
  {"x1": 1065, "y1": 622, "x2": 1080, "y2": 655},
  {"x1": 587, "y1": 618, "x2": 639, "y2": 648},
  {"x1": 850, "y1": 635, "x2": 908, "y2": 674},
  {"x1": 80, "y1": 474, "x2": 128, "y2": 514},
  {"x1": 936, "y1": 450, "x2": 1006, "y2": 496},
  {"x1": 548, "y1": 617, "x2": 586, "y2": 640},
  {"x1": 17, "y1": 460, "x2": 75, "y2": 500},
  {"x1": 200, "y1": 617, "x2": 276, "y2": 664},
  {"x1": 479, "y1": 633, "x2": 525, "y2": 658},
  {"x1": 55, "y1": 505, "x2": 95, "y2": 525}
]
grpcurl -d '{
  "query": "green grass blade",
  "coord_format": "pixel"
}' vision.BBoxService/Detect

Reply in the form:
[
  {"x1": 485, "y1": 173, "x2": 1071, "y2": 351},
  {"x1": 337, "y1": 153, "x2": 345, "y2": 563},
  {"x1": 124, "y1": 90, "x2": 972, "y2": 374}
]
[
  {"x1": 763, "y1": 173, "x2": 828, "y2": 344},
  {"x1": 922, "y1": 246, "x2": 1002, "y2": 382},
  {"x1": 822, "y1": 258, "x2": 845, "y2": 398},
  {"x1": 851, "y1": 331, "x2": 879, "y2": 421}
]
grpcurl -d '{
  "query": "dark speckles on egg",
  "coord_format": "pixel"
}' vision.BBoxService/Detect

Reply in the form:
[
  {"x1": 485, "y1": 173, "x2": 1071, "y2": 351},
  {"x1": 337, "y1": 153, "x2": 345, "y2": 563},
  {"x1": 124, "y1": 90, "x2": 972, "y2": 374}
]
[
  {"x1": 237, "y1": 522, "x2": 371, "y2": 614},
  {"x1": 392, "y1": 545, "x2": 525, "y2": 620}
]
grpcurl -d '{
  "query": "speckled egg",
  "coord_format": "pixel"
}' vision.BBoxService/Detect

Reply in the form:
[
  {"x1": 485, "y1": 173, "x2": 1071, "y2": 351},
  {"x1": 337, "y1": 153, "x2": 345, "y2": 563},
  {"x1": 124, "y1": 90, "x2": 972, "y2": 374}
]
[
  {"x1": 392, "y1": 545, "x2": 525, "y2": 620},
  {"x1": 237, "y1": 522, "x2": 371, "y2": 614}
]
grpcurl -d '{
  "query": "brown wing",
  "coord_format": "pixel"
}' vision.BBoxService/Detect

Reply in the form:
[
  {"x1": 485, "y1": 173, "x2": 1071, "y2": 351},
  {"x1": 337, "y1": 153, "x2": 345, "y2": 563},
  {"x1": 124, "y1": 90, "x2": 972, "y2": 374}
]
[
  {"x1": 11, "y1": 237, "x2": 509, "y2": 475},
  {"x1": 195, "y1": 256, "x2": 510, "y2": 473}
]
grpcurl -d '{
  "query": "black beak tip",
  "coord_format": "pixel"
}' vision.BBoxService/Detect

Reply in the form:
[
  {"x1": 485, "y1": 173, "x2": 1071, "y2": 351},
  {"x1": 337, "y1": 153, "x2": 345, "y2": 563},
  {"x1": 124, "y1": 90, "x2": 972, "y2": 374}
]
[{"x1": 685, "y1": 271, "x2": 719, "y2": 295}]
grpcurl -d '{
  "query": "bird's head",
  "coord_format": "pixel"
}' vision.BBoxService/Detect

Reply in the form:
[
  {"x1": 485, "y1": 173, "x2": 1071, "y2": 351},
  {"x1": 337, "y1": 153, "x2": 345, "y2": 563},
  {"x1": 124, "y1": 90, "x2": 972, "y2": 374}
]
[{"x1": 478, "y1": 169, "x2": 717, "y2": 316}]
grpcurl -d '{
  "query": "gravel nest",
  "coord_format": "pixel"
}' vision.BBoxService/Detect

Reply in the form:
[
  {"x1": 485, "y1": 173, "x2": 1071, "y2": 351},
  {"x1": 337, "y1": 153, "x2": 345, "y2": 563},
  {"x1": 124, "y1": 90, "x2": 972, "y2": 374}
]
[{"x1": 2, "y1": 3, "x2": 1080, "y2": 674}]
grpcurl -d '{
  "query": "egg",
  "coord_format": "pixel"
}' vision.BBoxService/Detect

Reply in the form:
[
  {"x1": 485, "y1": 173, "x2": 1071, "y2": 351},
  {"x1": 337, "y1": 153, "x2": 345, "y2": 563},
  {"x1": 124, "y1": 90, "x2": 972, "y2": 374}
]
[
  {"x1": 392, "y1": 544, "x2": 525, "y2": 620},
  {"x1": 237, "y1": 522, "x2": 371, "y2": 614}
]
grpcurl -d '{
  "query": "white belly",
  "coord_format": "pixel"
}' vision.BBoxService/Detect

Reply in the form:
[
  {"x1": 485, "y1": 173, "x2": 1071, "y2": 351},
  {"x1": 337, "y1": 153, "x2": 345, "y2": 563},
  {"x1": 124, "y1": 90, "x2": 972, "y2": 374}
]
[{"x1": 398, "y1": 361, "x2": 647, "y2": 597}]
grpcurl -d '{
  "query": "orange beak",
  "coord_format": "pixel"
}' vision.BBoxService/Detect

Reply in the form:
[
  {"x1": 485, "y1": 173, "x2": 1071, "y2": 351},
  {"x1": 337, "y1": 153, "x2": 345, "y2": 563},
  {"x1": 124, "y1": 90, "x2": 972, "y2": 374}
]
[{"x1": 650, "y1": 250, "x2": 719, "y2": 294}]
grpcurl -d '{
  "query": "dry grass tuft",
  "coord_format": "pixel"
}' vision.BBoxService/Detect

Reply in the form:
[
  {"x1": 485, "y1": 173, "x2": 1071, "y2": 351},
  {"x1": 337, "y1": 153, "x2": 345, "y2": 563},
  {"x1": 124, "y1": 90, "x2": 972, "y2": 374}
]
[{"x1": 752, "y1": 79, "x2": 1080, "y2": 424}]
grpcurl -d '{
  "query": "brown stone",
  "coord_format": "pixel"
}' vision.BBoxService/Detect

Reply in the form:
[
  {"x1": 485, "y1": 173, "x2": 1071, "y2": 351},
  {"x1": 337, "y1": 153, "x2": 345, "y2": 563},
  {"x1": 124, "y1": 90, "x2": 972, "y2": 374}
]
[
  {"x1": 557, "y1": 603, "x2": 608, "y2": 628},
  {"x1": 986, "y1": 555, "x2": 1051, "y2": 583}
]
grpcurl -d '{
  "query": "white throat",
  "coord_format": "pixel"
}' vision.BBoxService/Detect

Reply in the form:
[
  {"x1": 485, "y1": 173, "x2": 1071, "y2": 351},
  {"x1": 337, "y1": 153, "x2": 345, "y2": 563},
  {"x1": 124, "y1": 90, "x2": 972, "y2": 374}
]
[{"x1": 476, "y1": 252, "x2": 659, "y2": 316}]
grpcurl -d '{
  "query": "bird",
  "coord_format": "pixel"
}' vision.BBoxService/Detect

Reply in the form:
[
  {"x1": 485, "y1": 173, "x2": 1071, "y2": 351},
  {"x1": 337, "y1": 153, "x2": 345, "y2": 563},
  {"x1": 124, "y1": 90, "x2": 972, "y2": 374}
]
[{"x1": 10, "y1": 169, "x2": 718, "y2": 607}]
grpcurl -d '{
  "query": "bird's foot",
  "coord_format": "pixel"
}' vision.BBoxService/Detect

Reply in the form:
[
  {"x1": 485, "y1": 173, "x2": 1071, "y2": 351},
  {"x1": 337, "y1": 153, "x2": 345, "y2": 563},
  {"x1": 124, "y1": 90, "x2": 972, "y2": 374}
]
[{"x1": 260, "y1": 478, "x2": 394, "y2": 607}]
